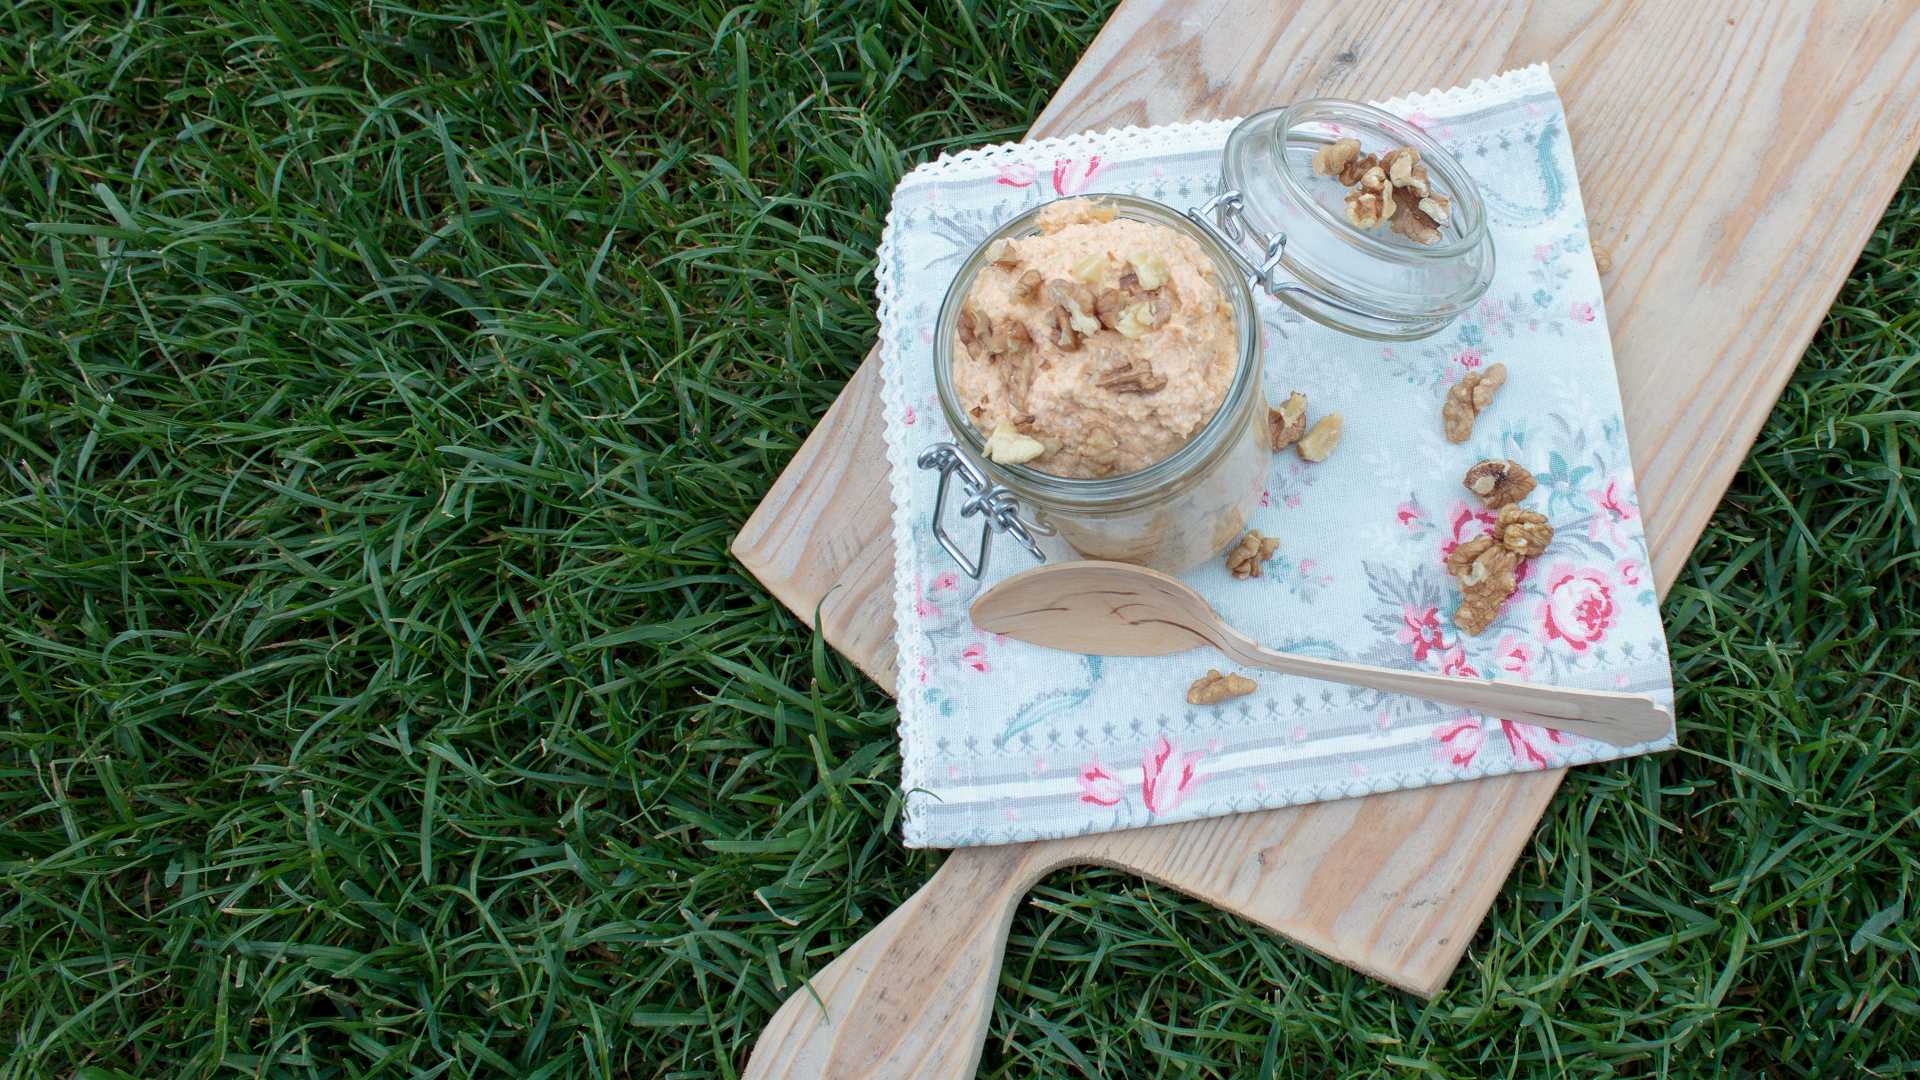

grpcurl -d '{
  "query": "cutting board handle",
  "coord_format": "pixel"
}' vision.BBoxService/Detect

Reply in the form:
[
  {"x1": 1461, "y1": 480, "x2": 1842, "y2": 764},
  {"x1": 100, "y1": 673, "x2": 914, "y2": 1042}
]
[{"x1": 744, "y1": 844, "x2": 1054, "y2": 1078}]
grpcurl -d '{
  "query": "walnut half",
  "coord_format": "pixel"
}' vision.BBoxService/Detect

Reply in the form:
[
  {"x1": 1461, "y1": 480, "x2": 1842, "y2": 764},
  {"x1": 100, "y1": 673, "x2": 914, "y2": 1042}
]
[
  {"x1": 1225, "y1": 529, "x2": 1280, "y2": 579},
  {"x1": 1495, "y1": 505, "x2": 1554, "y2": 558},
  {"x1": 1268, "y1": 391, "x2": 1307, "y2": 450},
  {"x1": 1296, "y1": 413, "x2": 1343, "y2": 462},
  {"x1": 1442, "y1": 363, "x2": 1507, "y2": 443},
  {"x1": 1447, "y1": 535, "x2": 1521, "y2": 636},
  {"x1": 1187, "y1": 669, "x2": 1257, "y2": 705},
  {"x1": 1094, "y1": 358, "x2": 1167, "y2": 394},
  {"x1": 1463, "y1": 459, "x2": 1536, "y2": 508}
]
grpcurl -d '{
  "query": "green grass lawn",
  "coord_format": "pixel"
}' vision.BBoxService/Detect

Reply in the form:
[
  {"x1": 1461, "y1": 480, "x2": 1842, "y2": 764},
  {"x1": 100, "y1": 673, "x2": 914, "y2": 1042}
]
[{"x1": 2, "y1": 3, "x2": 1916, "y2": 1077}]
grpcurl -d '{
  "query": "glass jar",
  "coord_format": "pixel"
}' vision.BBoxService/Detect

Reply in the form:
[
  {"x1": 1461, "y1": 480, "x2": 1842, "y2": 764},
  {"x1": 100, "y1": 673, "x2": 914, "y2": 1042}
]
[
  {"x1": 927, "y1": 195, "x2": 1267, "y2": 577},
  {"x1": 917, "y1": 99, "x2": 1492, "y2": 577},
  {"x1": 1207, "y1": 98, "x2": 1494, "y2": 339}
]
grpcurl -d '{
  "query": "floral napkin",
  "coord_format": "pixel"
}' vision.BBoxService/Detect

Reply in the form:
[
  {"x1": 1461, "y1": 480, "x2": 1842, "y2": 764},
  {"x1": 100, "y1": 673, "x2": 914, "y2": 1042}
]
[{"x1": 875, "y1": 65, "x2": 1675, "y2": 848}]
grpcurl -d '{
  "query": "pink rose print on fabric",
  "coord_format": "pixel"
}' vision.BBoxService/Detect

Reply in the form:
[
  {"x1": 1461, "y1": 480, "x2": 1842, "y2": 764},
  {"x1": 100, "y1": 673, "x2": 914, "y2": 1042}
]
[
  {"x1": 995, "y1": 162, "x2": 1037, "y2": 188},
  {"x1": 903, "y1": 405, "x2": 917, "y2": 425},
  {"x1": 1077, "y1": 761, "x2": 1124, "y2": 806},
  {"x1": 1571, "y1": 300, "x2": 1596, "y2": 323},
  {"x1": 961, "y1": 642, "x2": 990, "y2": 672},
  {"x1": 1616, "y1": 559, "x2": 1642, "y2": 587},
  {"x1": 1540, "y1": 564, "x2": 1616, "y2": 651},
  {"x1": 1398, "y1": 604, "x2": 1448, "y2": 663},
  {"x1": 1434, "y1": 714, "x2": 1486, "y2": 767},
  {"x1": 1494, "y1": 634, "x2": 1534, "y2": 679},
  {"x1": 913, "y1": 580, "x2": 939, "y2": 620},
  {"x1": 1396, "y1": 500, "x2": 1425, "y2": 530},
  {"x1": 1284, "y1": 494, "x2": 1303, "y2": 509},
  {"x1": 1140, "y1": 735, "x2": 1202, "y2": 815},
  {"x1": 1437, "y1": 646, "x2": 1480, "y2": 679},
  {"x1": 1452, "y1": 347, "x2": 1484, "y2": 372},
  {"x1": 1588, "y1": 478, "x2": 1639, "y2": 547},
  {"x1": 1441, "y1": 502, "x2": 1499, "y2": 562},
  {"x1": 930, "y1": 571, "x2": 959, "y2": 593},
  {"x1": 1052, "y1": 156, "x2": 1102, "y2": 195},
  {"x1": 1501, "y1": 719, "x2": 1570, "y2": 768}
]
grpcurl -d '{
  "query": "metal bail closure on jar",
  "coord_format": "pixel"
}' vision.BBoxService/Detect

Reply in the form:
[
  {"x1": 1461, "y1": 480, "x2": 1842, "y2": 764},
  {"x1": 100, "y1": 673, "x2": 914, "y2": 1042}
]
[
  {"x1": 1182, "y1": 190, "x2": 1388, "y2": 327},
  {"x1": 917, "y1": 443, "x2": 1052, "y2": 579}
]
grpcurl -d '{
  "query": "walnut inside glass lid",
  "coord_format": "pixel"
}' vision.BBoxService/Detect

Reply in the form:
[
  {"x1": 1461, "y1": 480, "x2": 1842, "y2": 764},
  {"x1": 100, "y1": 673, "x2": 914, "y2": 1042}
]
[{"x1": 1318, "y1": 141, "x2": 1450, "y2": 244}]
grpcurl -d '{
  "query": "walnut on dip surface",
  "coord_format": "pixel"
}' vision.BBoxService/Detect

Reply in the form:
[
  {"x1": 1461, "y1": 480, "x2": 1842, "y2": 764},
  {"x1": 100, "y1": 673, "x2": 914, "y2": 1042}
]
[{"x1": 951, "y1": 199, "x2": 1239, "y2": 479}]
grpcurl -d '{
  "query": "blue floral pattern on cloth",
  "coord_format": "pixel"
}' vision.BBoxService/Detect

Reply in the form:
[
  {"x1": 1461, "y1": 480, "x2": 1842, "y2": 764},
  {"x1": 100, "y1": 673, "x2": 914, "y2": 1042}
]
[{"x1": 876, "y1": 66, "x2": 1676, "y2": 848}]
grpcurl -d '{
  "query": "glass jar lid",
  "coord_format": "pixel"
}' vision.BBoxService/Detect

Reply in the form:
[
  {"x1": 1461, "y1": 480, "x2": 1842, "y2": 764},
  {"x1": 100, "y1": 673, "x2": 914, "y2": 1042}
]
[{"x1": 1208, "y1": 98, "x2": 1495, "y2": 340}]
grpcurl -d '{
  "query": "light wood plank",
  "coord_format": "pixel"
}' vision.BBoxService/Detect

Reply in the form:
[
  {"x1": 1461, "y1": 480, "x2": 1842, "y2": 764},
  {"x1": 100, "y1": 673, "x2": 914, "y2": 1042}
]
[{"x1": 735, "y1": 1, "x2": 1920, "y2": 1070}]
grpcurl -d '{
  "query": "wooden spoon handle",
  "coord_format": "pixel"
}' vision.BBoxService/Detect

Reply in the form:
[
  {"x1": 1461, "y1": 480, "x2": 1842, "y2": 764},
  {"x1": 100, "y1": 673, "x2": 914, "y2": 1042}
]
[
  {"x1": 744, "y1": 845, "x2": 1048, "y2": 1079},
  {"x1": 1215, "y1": 631, "x2": 1670, "y2": 747}
]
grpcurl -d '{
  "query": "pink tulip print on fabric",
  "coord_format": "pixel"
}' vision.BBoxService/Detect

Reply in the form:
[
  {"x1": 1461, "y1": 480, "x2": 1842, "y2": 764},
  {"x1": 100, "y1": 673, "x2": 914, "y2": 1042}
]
[{"x1": 875, "y1": 65, "x2": 1676, "y2": 848}]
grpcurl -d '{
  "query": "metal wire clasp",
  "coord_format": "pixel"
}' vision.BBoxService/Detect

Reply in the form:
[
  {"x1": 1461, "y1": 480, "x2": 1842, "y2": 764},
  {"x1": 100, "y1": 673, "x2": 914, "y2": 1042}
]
[
  {"x1": 916, "y1": 443, "x2": 1050, "y2": 579},
  {"x1": 1185, "y1": 189, "x2": 1387, "y2": 322}
]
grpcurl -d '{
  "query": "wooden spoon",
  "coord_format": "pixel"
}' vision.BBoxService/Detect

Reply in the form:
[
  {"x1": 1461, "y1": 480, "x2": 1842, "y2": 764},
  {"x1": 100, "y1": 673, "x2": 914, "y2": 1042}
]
[{"x1": 971, "y1": 561, "x2": 1671, "y2": 747}]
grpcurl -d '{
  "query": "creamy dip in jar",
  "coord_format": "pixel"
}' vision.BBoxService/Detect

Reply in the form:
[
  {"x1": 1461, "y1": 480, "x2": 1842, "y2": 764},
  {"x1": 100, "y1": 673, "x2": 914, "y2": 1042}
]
[
  {"x1": 932, "y1": 196, "x2": 1267, "y2": 575},
  {"x1": 950, "y1": 200, "x2": 1240, "y2": 479}
]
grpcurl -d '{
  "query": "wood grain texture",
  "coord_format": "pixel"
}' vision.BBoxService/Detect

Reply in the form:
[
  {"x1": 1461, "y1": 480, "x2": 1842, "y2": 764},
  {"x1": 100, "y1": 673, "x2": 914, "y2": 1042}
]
[
  {"x1": 971, "y1": 560, "x2": 1672, "y2": 744},
  {"x1": 734, "y1": 0, "x2": 1920, "y2": 1065}
]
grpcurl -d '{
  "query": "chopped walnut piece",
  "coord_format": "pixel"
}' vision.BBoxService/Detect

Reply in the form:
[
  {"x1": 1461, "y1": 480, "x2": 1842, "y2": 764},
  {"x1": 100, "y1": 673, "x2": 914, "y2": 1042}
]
[
  {"x1": 1417, "y1": 192, "x2": 1451, "y2": 226},
  {"x1": 1113, "y1": 302, "x2": 1160, "y2": 339},
  {"x1": 1457, "y1": 542, "x2": 1519, "y2": 593},
  {"x1": 983, "y1": 421, "x2": 1045, "y2": 466},
  {"x1": 1296, "y1": 412, "x2": 1343, "y2": 462},
  {"x1": 1442, "y1": 363, "x2": 1507, "y2": 442},
  {"x1": 1128, "y1": 251, "x2": 1171, "y2": 290},
  {"x1": 1079, "y1": 425, "x2": 1121, "y2": 474},
  {"x1": 1340, "y1": 152, "x2": 1380, "y2": 187},
  {"x1": 1463, "y1": 459, "x2": 1536, "y2": 508},
  {"x1": 1454, "y1": 591, "x2": 1505, "y2": 637},
  {"x1": 1390, "y1": 185, "x2": 1442, "y2": 244},
  {"x1": 1446, "y1": 535, "x2": 1497, "y2": 580},
  {"x1": 1225, "y1": 529, "x2": 1281, "y2": 578},
  {"x1": 1187, "y1": 669, "x2": 1258, "y2": 705},
  {"x1": 1380, "y1": 147, "x2": 1428, "y2": 195},
  {"x1": 1345, "y1": 189, "x2": 1392, "y2": 230},
  {"x1": 1357, "y1": 162, "x2": 1389, "y2": 195},
  {"x1": 1268, "y1": 391, "x2": 1308, "y2": 450},
  {"x1": 1051, "y1": 306, "x2": 1082, "y2": 350},
  {"x1": 1094, "y1": 358, "x2": 1166, "y2": 394},
  {"x1": 1071, "y1": 253, "x2": 1109, "y2": 285},
  {"x1": 1094, "y1": 288, "x2": 1129, "y2": 330},
  {"x1": 1448, "y1": 536, "x2": 1521, "y2": 636},
  {"x1": 1313, "y1": 138, "x2": 1363, "y2": 178},
  {"x1": 1496, "y1": 505, "x2": 1555, "y2": 558},
  {"x1": 1047, "y1": 279, "x2": 1100, "y2": 336},
  {"x1": 958, "y1": 306, "x2": 989, "y2": 348},
  {"x1": 1016, "y1": 269, "x2": 1043, "y2": 301},
  {"x1": 987, "y1": 238, "x2": 1021, "y2": 269}
]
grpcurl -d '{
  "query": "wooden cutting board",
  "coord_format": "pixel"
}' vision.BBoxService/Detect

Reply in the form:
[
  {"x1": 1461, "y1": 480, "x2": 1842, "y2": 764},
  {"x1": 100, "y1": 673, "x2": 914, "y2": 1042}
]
[{"x1": 735, "y1": 1, "x2": 1920, "y2": 1073}]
